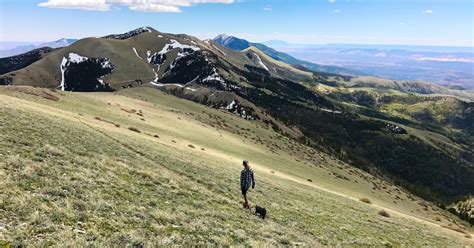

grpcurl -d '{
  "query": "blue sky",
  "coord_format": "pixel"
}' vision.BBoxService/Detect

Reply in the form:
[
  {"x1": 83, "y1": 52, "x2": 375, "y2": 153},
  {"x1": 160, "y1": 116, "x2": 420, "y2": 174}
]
[{"x1": 0, "y1": 0, "x2": 472, "y2": 46}]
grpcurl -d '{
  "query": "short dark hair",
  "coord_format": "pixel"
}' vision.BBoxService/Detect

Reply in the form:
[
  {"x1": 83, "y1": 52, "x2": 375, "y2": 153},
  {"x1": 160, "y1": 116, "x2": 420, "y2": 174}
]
[{"x1": 243, "y1": 160, "x2": 248, "y2": 165}]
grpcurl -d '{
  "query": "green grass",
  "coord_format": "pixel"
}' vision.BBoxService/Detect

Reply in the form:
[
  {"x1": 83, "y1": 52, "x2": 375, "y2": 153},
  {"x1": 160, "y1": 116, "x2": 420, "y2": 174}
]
[{"x1": 0, "y1": 86, "x2": 472, "y2": 246}]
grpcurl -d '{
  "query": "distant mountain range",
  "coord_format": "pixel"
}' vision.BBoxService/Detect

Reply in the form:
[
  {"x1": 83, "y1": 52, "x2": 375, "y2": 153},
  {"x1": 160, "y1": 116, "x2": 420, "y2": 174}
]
[
  {"x1": 0, "y1": 38, "x2": 77, "y2": 58},
  {"x1": 213, "y1": 34, "x2": 360, "y2": 76},
  {"x1": 265, "y1": 42, "x2": 474, "y2": 53},
  {"x1": 264, "y1": 41, "x2": 474, "y2": 89},
  {"x1": 1, "y1": 27, "x2": 472, "y2": 207}
]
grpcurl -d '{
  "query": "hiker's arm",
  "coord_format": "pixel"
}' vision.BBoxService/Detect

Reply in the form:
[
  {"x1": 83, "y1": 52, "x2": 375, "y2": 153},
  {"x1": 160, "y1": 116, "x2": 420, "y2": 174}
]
[
  {"x1": 240, "y1": 171, "x2": 244, "y2": 188},
  {"x1": 252, "y1": 171, "x2": 255, "y2": 188}
]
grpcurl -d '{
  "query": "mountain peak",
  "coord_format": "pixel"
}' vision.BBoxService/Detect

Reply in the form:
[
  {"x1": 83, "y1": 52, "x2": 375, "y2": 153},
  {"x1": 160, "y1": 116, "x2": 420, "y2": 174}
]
[
  {"x1": 213, "y1": 34, "x2": 249, "y2": 51},
  {"x1": 214, "y1": 34, "x2": 231, "y2": 40},
  {"x1": 52, "y1": 38, "x2": 76, "y2": 44},
  {"x1": 213, "y1": 34, "x2": 239, "y2": 44},
  {"x1": 138, "y1": 26, "x2": 155, "y2": 32},
  {"x1": 39, "y1": 38, "x2": 77, "y2": 49},
  {"x1": 103, "y1": 27, "x2": 155, "y2": 40}
]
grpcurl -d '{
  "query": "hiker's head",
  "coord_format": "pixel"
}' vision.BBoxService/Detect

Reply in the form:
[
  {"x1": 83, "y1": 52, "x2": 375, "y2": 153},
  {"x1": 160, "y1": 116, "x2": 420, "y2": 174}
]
[{"x1": 243, "y1": 160, "x2": 249, "y2": 168}]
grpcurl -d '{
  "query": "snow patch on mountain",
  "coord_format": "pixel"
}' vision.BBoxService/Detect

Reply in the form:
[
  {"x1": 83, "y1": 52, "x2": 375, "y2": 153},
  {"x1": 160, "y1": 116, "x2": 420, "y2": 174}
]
[
  {"x1": 147, "y1": 39, "x2": 200, "y2": 73},
  {"x1": 254, "y1": 53, "x2": 269, "y2": 71},
  {"x1": 210, "y1": 43, "x2": 227, "y2": 57},
  {"x1": 150, "y1": 82, "x2": 185, "y2": 88},
  {"x1": 101, "y1": 60, "x2": 111, "y2": 68},
  {"x1": 216, "y1": 34, "x2": 230, "y2": 41},
  {"x1": 226, "y1": 100, "x2": 236, "y2": 110},
  {"x1": 146, "y1": 51, "x2": 153, "y2": 63},
  {"x1": 321, "y1": 108, "x2": 342, "y2": 114},
  {"x1": 222, "y1": 99, "x2": 254, "y2": 120},
  {"x1": 150, "y1": 82, "x2": 164, "y2": 87},
  {"x1": 158, "y1": 39, "x2": 200, "y2": 56},
  {"x1": 185, "y1": 87, "x2": 197, "y2": 92},
  {"x1": 164, "y1": 40, "x2": 201, "y2": 70},
  {"x1": 59, "y1": 52, "x2": 112, "y2": 91},
  {"x1": 59, "y1": 57, "x2": 68, "y2": 91},
  {"x1": 133, "y1": 47, "x2": 141, "y2": 60},
  {"x1": 60, "y1": 53, "x2": 88, "y2": 90},
  {"x1": 202, "y1": 67, "x2": 224, "y2": 83},
  {"x1": 68, "y1": 53, "x2": 87, "y2": 63},
  {"x1": 151, "y1": 67, "x2": 159, "y2": 83}
]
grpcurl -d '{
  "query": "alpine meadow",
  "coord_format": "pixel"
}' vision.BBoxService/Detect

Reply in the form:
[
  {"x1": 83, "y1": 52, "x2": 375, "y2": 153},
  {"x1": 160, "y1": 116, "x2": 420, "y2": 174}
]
[{"x1": 0, "y1": 0, "x2": 473, "y2": 246}]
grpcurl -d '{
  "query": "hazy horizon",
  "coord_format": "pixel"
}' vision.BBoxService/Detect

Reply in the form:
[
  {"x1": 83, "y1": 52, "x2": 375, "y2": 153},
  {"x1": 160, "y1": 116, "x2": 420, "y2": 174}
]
[
  {"x1": 1, "y1": 0, "x2": 473, "y2": 47},
  {"x1": 1, "y1": 29, "x2": 472, "y2": 52}
]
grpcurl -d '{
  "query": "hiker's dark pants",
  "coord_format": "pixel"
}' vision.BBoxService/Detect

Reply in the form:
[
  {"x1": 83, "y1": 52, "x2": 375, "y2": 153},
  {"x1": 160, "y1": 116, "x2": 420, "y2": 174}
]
[{"x1": 242, "y1": 187, "x2": 249, "y2": 206}]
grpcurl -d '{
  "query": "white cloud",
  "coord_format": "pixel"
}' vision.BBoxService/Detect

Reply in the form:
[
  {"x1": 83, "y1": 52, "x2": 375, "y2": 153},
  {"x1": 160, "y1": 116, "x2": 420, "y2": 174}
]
[
  {"x1": 329, "y1": 0, "x2": 336, "y2": 3},
  {"x1": 263, "y1": 5, "x2": 272, "y2": 11},
  {"x1": 423, "y1": 9, "x2": 433, "y2": 14},
  {"x1": 38, "y1": 0, "x2": 111, "y2": 11},
  {"x1": 38, "y1": 0, "x2": 234, "y2": 12},
  {"x1": 333, "y1": 9, "x2": 341, "y2": 13},
  {"x1": 412, "y1": 55, "x2": 473, "y2": 63},
  {"x1": 128, "y1": 3, "x2": 181, "y2": 12}
]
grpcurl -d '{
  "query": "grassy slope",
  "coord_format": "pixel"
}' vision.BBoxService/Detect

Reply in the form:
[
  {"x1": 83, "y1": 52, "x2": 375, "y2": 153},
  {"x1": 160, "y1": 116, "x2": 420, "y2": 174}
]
[
  {"x1": 345, "y1": 76, "x2": 474, "y2": 101},
  {"x1": 320, "y1": 84, "x2": 472, "y2": 145},
  {"x1": 2, "y1": 31, "x2": 177, "y2": 89},
  {"x1": 0, "y1": 86, "x2": 472, "y2": 246}
]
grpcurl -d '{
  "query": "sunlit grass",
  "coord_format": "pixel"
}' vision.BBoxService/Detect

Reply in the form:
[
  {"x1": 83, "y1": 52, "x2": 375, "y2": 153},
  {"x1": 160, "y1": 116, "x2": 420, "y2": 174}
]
[{"x1": 0, "y1": 86, "x2": 472, "y2": 246}]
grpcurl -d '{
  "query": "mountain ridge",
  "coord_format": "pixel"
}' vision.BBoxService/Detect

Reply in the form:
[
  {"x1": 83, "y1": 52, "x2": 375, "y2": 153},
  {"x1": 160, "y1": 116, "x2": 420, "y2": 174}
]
[
  {"x1": 0, "y1": 47, "x2": 54, "y2": 75},
  {"x1": 0, "y1": 38, "x2": 77, "y2": 58},
  {"x1": 213, "y1": 34, "x2": 361, "y2": 76}
]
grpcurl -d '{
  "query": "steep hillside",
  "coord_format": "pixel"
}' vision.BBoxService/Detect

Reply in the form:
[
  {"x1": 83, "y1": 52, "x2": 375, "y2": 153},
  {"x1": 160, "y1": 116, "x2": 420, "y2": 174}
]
[
  {"x1": 1, "y1": 27, "x2": 473, "y2": 205},
  {"x1": 0, "y1": 47, "x2": 54, "y2": 75},
  {"x1": 341, "y1": 76, "x2": 474, "y2": 101},
  {"x1": 0, "y1": 86, "x2": 472, "y2": 246}
]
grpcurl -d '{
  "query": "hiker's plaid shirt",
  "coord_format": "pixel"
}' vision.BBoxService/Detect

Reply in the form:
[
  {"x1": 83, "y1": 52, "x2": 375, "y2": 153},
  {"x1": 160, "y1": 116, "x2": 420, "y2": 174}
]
[{"x1": 240, "y1": 168, "x2": 254, "y2": 190}]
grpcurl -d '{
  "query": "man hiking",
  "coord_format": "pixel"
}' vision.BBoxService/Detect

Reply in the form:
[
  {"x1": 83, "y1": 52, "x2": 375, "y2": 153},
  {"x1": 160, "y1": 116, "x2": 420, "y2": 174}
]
[{"x1": 240, "y1": 160, "x2": 255, "y2": 209}]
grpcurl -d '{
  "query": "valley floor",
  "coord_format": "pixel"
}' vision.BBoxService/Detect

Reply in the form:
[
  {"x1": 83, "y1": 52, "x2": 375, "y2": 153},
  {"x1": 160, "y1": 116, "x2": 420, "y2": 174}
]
[{"x1": 0, "y1": 86, "x2": 472, "y2": 246}]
